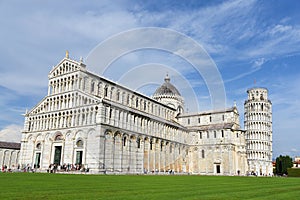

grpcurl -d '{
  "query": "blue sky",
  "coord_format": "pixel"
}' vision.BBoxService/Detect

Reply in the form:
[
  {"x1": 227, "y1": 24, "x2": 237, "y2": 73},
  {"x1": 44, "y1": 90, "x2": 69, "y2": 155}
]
[{"x1": 0, "y1": 0, "x2": 300, "y2": 158}]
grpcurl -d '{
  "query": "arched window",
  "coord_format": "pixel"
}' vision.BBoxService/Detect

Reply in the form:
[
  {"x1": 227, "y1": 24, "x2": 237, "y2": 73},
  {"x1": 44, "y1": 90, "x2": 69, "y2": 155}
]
[
  {"x1": 109, "y1": 108, "x2": 113, "y2": 118},
  {"x1": 202, "y1": 150, "x2": 205, "y2": 158},
  {"x1": 76, "y1": 139, "x2": 83, "y2": 147},
  {"x1": 97, "y1": 83, "x2": 102, "y2": 95},
  {"x1": 136, "y1": 98, "x2": 139, "y2": 108},
  {"x1": 36, "y1": 143, "x2": 41, "y2": 150},
  {"x1": 55, "y1": 134, "x2": 63, "y2": 141},
  {"x1": 123, "y1": 137, "x2": 127, "y2": 146},
  {"x1": 260, "y1": 94, "x2": 264, "y2": 100},
  {"x1": 127, "y1": 95, "x2": 130, "y2": 105},
  {"x1": 116, "y1": 91, "x2": 120, "y2": 101},
  {"x1": 104, "y1": 86, "x2": 108, "y2": 97},
  {"x1": 137, "y1": 138, "x2": 141, "y2": 149},
  {"x1": 91, "y1": 82, "x2": 95, "y2": 93}
]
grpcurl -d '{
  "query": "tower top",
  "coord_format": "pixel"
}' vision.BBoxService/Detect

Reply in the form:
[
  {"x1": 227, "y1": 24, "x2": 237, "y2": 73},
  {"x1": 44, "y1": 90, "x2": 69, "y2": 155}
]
[{"x1": 247, "y1": 87, "x2": 269, "y2": 101}]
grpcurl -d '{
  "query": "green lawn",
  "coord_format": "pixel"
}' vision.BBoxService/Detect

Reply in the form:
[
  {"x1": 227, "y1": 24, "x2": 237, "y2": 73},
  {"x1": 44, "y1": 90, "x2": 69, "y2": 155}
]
[{"x1": 0, "y1": 173, "x2": 299, "y2": 199}]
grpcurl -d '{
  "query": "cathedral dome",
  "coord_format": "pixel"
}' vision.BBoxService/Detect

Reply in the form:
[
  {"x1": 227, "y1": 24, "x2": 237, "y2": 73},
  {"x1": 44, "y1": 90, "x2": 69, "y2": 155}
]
[
  {"x1": 153, "y1": 74, "x2": 181, "y2": 97},
  {"x1": 153, "y1": 74, "x2": 184, "y2": 115}
]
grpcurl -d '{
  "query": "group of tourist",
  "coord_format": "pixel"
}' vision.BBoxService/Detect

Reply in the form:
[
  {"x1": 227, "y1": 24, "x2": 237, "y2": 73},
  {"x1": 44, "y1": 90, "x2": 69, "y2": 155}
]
[
  {"x1": 1, "y1": 164, "x2": 22, "y2": 172},
  {"x1": 47, "y1": 163, "x2": 88, "y2": 173}
]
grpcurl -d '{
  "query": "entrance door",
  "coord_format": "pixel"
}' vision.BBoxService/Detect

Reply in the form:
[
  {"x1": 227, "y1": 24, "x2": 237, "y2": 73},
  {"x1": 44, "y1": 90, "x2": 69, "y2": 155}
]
[
  {"x1": 216, "y1": 165, "x2": 221, "y2": 174},
  {"x1": 76, "y1": 151, "x2": 83, "y2": 165},
  {"x1": 54, "y1": 146, "x2": 62, "y2": 165},
  {"x1": 34, "y1": 153, "x2": 41, "y2": 168}
]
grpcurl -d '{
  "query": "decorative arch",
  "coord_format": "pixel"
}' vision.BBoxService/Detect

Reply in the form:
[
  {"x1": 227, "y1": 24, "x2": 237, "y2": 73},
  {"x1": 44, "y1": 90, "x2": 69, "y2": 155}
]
[
  {"x1": 136, "y1": 136, "x2": 141, "y2": 149},
  {"x1": 54, "y1": 132, "x2": 64, "y2": 141},
  {"x1": 114, "y1": 131, "x2": 122, "y2": 138},
  {"x1": 26, "y1": 134, "x2": 33, "y2": 142},
  {"x1": 144, "y1": 137, "x2": 150, "y2": 142},
  {"x1": 105, "y1": 129, "x2": 113, "y2": 136},
  {"x1": 36, "y1": 142, "x2": 42, "y2": 150},
  {"x1": 122, "y1": 133, "x2": 129, "y2": 147},
  {"x1": 65, "y1": 130, "x2": 73, "y2": 140},
  {"x1": 86, "y1": 128, "x2": 95, "y2": 136},
  {"x1": 35, "y1": 133, "x2": 43, "y2": 141},
  {"x1": 74, "y1": 130, "x2": 86, "y2": 139},
  {"x1": 130, "y1": 134, "x2": 136, "y2": 141},
  {"x1": 76, "y1": 138, "x2": 84, "y2": 148}
]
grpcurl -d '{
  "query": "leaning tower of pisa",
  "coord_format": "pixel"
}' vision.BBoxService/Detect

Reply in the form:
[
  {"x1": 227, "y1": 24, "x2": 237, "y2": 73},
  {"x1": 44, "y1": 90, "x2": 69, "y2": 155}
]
[{"x1": 244, "y1": 87, "x2": 273, "y2": 176}]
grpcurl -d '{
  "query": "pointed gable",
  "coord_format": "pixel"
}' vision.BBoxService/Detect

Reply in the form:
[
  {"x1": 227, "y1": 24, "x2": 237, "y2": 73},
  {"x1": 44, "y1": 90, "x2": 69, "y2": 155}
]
[{"x1": 48, "y1": 56, "x2": 86, "y2": 79}]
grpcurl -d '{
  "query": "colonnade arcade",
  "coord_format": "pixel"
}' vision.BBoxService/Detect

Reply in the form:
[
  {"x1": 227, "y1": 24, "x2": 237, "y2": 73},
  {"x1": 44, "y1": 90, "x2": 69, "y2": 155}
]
[
  {"x1": 21, "y1": 129, "x2": 93, "y2": 170},
  {"x1": 247, "y1": 151, "x2": 272, "y2": 161},
  {"x1": 0, "y1": 149, "x2": 19, "y2": 169},
  {"x1": 103, "y1": 129, "x2": 186, "y2": 174},
  {"x1": 27, "y1": 105, "x2": 99, "y2": 132}
]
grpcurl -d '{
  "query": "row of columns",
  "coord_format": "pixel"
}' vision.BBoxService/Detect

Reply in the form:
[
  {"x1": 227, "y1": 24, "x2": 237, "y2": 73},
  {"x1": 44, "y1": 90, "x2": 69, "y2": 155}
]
[
  {"x1": 49, "y1": 74, "x2": 80, "y2": 95},
  {"x1": 0, "y1": 149, "x2": 19, "y2": 169},
  {"x1": 102, "y1": 131, "x2": 186, "y2": 174},
  {"x1": 245, "y1": 121, "x2": 272, "y2": 131},
  {"x1": 245, "y1": 112, "x2": 272, "y2": 121},
  {"x1": 101, "y1": 105, "x2": 185, "y2": 144},
  {"x1": 33, "y1": 92, "x2": 96, "y2": 115},
  {"x1": 246, "y1": 102, "x2": 271, "y2": 112},
  {"x1": 246, "y1": 131, "x2": 271, "y2": 141},
  {"x1": 27, "y1": 106, "x2": 98, "y2": 132},
  {"x1": 247, "y1": 141, "x2": 272, "y2": 151},
  {"x1": 97, "y1": 83, "x2": 174, "y2": 120},
  {"x1": 248, "y1": 151, "x2": 272, "y2": 161}
]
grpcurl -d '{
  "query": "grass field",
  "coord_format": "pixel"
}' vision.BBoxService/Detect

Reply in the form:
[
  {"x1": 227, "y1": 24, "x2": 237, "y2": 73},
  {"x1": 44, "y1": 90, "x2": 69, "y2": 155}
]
[{"x1": 0, "y1": 173, "x2": 299, "y2": 199}]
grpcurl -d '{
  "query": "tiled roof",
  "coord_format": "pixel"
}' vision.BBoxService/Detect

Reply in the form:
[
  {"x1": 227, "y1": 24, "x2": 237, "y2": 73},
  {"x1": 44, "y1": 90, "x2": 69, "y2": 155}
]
[
  {"x1": 0, "y1": 141, "x2": 21, "y2": 150},
  {"x1": 179, "y1": 107, "x2": 237, "y2": 117},
  {"x1": 191, "y1": 123, "x2": 235, "y2": 131}
]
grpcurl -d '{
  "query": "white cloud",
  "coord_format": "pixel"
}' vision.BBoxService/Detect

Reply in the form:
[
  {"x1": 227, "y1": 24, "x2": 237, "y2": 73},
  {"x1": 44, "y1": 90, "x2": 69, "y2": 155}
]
[
  {"x1": 269, "y1": 24, "x2": 293, "y2": 36},
  {"x1": 253, "y1": 58, "x2": 266, "y2": 68},
  {"x1": 0, "y1": 124, "x2": 22, "y2": 143},
  {"x1": 246, "y1": 24, "x2": 300, "y2": 58}
]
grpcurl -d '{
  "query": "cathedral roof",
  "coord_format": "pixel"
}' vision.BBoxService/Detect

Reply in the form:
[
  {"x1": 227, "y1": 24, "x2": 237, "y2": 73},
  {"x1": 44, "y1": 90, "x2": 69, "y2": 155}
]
[
  {"x1": 153, "y1": 74, "x2": 181, "y2": 97},
  {"x1": 0, "y1": 141, "x2": 21, "y2": 150},
  {"x1": 191, "y1": 123, "x2": 236, "y2": 131}
]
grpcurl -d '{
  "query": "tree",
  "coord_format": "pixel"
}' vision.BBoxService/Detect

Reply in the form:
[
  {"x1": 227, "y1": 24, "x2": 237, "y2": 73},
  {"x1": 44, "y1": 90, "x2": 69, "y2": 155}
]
[{"x1": 275, "y1": 155, "x2": 293, "y2": 175}]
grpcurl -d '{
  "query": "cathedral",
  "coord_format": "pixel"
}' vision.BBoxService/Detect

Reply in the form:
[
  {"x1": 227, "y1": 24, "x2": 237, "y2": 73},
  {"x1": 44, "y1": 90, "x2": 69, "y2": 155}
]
[{"x1": 19, "y1": 53, "x2": 273, "y2": 176}]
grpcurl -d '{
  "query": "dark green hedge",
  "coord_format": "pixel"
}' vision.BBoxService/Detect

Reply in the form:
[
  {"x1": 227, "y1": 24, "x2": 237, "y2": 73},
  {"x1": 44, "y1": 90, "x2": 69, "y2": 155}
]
[{"x1": 287, "y1": 168, "x2": 300, "y2": 177}]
